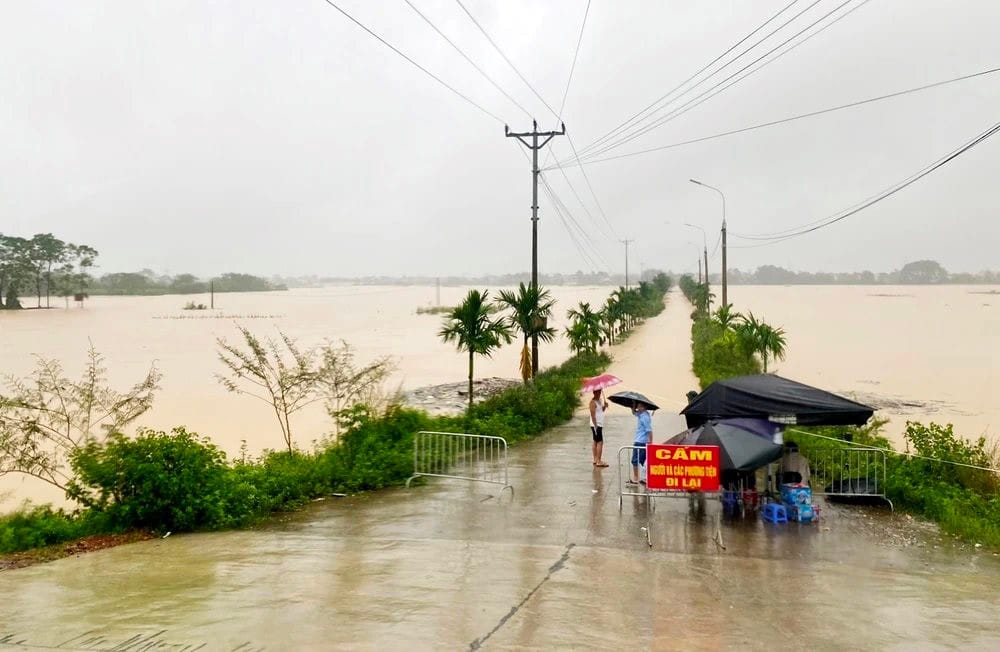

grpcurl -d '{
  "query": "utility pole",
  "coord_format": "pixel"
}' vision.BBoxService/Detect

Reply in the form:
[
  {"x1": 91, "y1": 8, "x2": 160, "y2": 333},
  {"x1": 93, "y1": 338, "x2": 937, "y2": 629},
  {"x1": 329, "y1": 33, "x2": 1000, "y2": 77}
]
[
  {"x1": 704, "y1": 244, "x2": 709, "y2": 291},
  {"x1": 507, "y1": 120, "x2": 565, "y2": 376},
  {"x1": 698, "y1": 257, "x2": 702, "y2": 284},
  {"x1": 621, "y1": 239, "x2": 634, "y2": 289},
  {"x1": 721, "y1": 220, "x2": 728, "y2": 307},
  {"x1": 210, "y1": 280, "x2": 215, "y2": 309}
]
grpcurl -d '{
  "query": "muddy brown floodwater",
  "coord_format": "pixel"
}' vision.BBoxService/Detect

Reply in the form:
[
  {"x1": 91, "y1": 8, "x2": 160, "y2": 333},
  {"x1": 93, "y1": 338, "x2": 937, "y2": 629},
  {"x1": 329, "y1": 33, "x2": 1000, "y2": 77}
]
[{"x1": 2, "y1": 297, "x2": 999, "y2": 650}]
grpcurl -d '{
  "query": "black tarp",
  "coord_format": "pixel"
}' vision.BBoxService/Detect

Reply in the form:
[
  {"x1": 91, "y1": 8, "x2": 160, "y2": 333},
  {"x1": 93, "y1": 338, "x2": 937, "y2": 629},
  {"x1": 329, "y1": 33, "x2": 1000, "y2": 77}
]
[{"x1": 681, "y1": 374, "x2": 874, "y2": 428}]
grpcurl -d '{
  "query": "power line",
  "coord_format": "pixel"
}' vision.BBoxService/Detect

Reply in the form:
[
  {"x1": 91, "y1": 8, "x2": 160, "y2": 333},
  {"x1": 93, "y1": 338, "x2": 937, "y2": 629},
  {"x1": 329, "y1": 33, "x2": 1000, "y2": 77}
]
[
  {"x1": 402, "y1": 0, "x2": 533, "y2": 120},
  {"x1": 318, "y1": 0, "x2": 504, "y2": 123},
  {"x1": 541, "y1": 0, "x2": 592, "y2": 169},
  {"x1": 735, "y1": 119, "x2": 1000, "y2": 240},
  {"x1": 574, "y1": 0, "x2": 803, "y2": 159},
  {"x1": 580, "y1": 0, "x2": 866, "y2": 161},
  {"x1": 570, "y1": 132, "x2": 617, "y2": 238},
  {"x1": 556, "y1": 0, "x2": 591, "y2": 119},
  {"x1": 730, "y1": 119, "x2": 1000, "y2": 246},
  {"x1": 454, "y1": 0, "x2": 560, "y2": 120},
  {"x1": 542, "y1": 66, "x2": 1000, "y2": 170},
  {"x1": 539, "y1": 173, "x2": 609, "y2": 272}
]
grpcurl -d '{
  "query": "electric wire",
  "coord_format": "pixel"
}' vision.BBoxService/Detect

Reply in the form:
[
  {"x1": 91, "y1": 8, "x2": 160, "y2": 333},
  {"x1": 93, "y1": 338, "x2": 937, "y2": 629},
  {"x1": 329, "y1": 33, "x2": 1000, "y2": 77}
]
[
  {"x1": 734, "y1": 119, "x2": 1000, "y2": 239},
  {"x1": 556, "y1": 0, "x2": 591, "y2": 120},
  {"x1": 580, "y1": 0, "x2": 866, "y2": 161},
  {"x1": 542, "y1": 66, "x2": 1000, "y2": 170},
  {"x1": 541, "y1": 0, "x2": 592, "y2": 168},
  {"x1": 402, "y1": 0, "x2": 533, "y2": 120},
  {"x1": 574, "y1": 0, "x2": 803, "y2": 159},
  {"x1": 319, "y1": 0, "x2": 504, "y2": 123},
  {"x1": 540, "y1": 176, "x2": 606, "y2": 272},
  {"x1": 729, "y1": 119, "x2": 1000, "y2": 246},
  {"x1": 540, "y1": 172, "x2": 612, "y2": 271},
  {"x1": 458, "y1": 0, "x2": 615, "y2": 245},
  {"x1": 454, "y1": 0, "x2": 560, "y2": 120}
]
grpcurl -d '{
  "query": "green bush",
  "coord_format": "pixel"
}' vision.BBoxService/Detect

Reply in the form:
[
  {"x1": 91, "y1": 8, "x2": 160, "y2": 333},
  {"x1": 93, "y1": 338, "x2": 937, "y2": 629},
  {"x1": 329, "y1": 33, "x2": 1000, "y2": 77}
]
[
  {"x1": 690, "y1": 319, "x2": 760, "y2": 388},
  {"x1": 67, "y1": 427, "x2": 232, "y2": 533},
  {"x1": 0, "y1": 505, "x2": 92, "y2": 554},
  {"x1": 331, "y1": 405, "x2": 429, "y2": 491}
]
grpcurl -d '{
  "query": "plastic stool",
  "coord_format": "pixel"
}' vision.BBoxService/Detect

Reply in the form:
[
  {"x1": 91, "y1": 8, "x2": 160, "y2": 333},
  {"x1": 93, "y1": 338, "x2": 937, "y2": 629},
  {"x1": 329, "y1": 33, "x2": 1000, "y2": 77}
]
[{"x1": 762, "y1": 502, "x2": 788, "y2": 524}]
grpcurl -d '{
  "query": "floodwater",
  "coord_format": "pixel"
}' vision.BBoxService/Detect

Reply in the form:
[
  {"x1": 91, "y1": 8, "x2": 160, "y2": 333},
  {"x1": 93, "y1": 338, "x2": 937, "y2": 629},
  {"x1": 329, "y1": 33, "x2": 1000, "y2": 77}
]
[
  {"x1": 2, "y1": 300, "x2": 999, "y2": 650},
  {"x1": 0, "y1": 285, "x2": 615, "y2": 509},
  {"x1": 1, "y1": 283, "x2": 997, "y2": 508},
  {"x1": 727, "y1": 285, "x2": 1000, "y2": 447}
]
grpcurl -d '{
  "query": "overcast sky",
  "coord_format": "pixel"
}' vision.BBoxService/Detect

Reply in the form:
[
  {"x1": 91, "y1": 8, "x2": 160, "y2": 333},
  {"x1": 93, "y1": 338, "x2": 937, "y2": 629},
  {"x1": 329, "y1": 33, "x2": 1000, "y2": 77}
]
[{"x1": 2, "y1": 0, "x2": 998, "y2": 277}]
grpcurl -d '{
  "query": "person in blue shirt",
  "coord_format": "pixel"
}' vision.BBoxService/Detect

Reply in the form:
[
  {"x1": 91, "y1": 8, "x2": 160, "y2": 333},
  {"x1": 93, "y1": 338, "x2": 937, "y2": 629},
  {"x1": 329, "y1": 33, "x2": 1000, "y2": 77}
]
[{"x1": 627, "y1": 401, "x2": 653, "y2": 485}]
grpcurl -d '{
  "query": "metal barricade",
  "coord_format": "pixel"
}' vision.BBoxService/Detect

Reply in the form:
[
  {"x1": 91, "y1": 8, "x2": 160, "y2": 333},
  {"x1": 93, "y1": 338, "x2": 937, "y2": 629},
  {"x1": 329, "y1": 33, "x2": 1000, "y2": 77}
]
[
  {"x1": 790, "y1": 444, "x2": 893, "y2": 510},
  {"x1": 405, "y1": 431, "x2": 513, "y2": 497},
  {"x1": 616, "y1": 445, "x2": 725, "y2": 549}
]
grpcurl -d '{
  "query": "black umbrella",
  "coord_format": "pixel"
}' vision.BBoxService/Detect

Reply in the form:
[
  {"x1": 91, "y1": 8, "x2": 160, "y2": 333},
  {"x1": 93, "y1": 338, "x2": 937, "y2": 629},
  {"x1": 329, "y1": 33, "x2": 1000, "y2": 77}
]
[
  {"x1": 664, "y1": 418, "x2": 782, "y2": 472},
  {"x1": 608, "y1": 390, "x2": 660, "y2": 411}
]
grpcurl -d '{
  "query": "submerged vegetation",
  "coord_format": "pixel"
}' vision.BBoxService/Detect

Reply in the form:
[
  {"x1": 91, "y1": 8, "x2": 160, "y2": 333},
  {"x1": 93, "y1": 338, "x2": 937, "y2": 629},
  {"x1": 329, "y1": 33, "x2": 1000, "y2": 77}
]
[
  {"x1": 3, "y1": 276, "x2": 666, "y2": 559},
  {"x1": 679, "y1": 276, "x2": 1000, "y2": 549}
]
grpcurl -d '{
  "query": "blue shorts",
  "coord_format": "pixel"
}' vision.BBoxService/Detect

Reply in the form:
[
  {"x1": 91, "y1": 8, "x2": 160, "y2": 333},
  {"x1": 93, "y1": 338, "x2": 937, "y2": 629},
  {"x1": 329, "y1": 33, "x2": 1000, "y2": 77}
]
[{"x1": 631, "y1": 446, "x2": 646, "y2": 466}]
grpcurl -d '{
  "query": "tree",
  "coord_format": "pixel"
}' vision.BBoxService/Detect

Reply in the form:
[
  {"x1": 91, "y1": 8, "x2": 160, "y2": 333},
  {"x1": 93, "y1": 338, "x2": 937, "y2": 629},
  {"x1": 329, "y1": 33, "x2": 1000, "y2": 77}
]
[
  {"x1": 439, "y1": 290, "x2": 512, "y2": 411},
  {"x1": 0, "y1": 346, "x2": 161, "y2": 492},
  {"x1": 566, "y1": 302, "x2": 602, "y2": 354},
  {"x1": 735, "y1": 312, "x2": 787, "y2": 373},
  {"x1": 495, "y1": 283, "x2": 556, "y2": 382},
  {"x1": 216, "y1": 326, "x2": 320, "y2": 453},
  {"x1": 898, "y1": 260, "x2": 949, "y2": 284},
  {"x1": 29, "y1": 233, "x2": 68, "y2": 308},
  {"x1": 712, "y1": 303, "x2": 741, "y2": 330},
  {"x1": 316, "y1": 340, "x2": 395, "y2": 435}
]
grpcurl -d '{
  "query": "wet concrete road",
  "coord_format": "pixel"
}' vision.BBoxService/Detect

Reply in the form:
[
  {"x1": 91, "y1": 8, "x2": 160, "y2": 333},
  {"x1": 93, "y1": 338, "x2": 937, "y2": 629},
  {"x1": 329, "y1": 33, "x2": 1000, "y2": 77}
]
[{"x1": 3, "y1": 300, "x2": 1000, "y2": 650}]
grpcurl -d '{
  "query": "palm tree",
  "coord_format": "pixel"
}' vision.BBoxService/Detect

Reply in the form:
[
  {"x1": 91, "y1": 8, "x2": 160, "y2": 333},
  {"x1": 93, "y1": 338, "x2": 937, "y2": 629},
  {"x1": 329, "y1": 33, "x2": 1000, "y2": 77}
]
[
  {"x1": 757, "y1": 322, "x2": 787, "y2": 372},
  {"x1": 735, "y1": 312, "x2": 787, "y2": 372},
  {"x1": 440, "y1": 289, "x2": 513, "y2": 411},
  {"x1": 599, "y1": 297, "x2": 619, "y2": 345},
  {"x1": 566, "y1": 302, "x2": 602, "y2": 354},
  {"x1": 495, "y1": 283, "x2": 556, "y2": 382},
  {"x1": 713, "y1": 303, "x2": 741, "y2": 330}
]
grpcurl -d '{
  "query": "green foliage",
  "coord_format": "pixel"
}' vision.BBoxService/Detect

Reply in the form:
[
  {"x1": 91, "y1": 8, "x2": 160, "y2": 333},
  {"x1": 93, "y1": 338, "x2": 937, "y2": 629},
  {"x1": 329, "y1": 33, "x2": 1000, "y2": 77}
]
[
  {"x1": 67, "y1": 428, "x2": 232, "y2": 533},
  {"x1": 440, "y1": 289, "x2": 513, "y2": 409},
  {"x1": 787, "y1": 421, "x2": 1000, "y2": 549},
  {"x1": 4, "y1": 348, "x2": 612, "y2": 557},
  {"x1": 0, "y1": 232, "x2": 98, "y2": 309},
  {"x1": 0, "y1": 505, "x2": 92, "y2": 554},
  {"x1": 690, "y1": 318, "x2": 761, "y2": 388}
]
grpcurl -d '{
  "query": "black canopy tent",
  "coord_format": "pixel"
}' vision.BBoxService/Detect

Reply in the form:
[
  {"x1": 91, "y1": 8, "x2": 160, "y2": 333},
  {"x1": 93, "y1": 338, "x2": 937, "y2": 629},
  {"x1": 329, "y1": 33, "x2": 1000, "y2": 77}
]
[{"x1": 681, "y1": 375, "x2": 874, "y2": 429}]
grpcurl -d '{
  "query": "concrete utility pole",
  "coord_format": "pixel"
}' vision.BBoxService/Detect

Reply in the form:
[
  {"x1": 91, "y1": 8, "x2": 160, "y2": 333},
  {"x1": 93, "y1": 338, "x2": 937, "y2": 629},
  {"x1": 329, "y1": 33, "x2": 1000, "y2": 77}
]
[
  {"x1": 621, "y1": 239, "x2": 634, "y2": 289},
  {"x1": 507, "y1": 120, "x2": 565, "y2": 375}
]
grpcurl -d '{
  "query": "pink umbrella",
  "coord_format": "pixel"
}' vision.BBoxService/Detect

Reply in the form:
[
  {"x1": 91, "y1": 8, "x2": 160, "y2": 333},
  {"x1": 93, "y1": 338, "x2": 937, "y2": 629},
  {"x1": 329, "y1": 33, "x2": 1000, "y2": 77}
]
[{"x1": 581, "y1": 373, "x2": 622, "y2": 394}]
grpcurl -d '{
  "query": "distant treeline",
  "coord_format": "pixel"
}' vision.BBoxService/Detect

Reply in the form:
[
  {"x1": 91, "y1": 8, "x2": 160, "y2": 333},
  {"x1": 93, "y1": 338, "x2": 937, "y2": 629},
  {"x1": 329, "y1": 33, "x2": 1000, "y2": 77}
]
[
  {"x1": 90, "y1": 271, "x2": 286, "y2": 296},
  {"x1": 0, "y1": 232, "x2": 98, "y2": 309},
  {"x1": 718, "y1": 260, "x2": 998, "y2": 285},
  {"x1": 273, "y1": 269, "x2": 668, "y2": 289}
]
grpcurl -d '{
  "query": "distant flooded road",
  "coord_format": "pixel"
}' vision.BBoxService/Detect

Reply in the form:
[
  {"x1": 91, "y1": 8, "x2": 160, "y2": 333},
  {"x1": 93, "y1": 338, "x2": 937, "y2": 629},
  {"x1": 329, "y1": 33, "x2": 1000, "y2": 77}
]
[{"x1": 2, "y1": 298, "x2": 998, "y2": 650}]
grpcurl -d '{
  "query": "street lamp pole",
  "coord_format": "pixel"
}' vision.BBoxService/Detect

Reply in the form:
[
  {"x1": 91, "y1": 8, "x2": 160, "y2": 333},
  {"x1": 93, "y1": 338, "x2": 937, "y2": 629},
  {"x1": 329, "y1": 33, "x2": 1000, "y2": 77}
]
[{"x1": 689, "y1": 179, "x2": 727, "y2": 307}]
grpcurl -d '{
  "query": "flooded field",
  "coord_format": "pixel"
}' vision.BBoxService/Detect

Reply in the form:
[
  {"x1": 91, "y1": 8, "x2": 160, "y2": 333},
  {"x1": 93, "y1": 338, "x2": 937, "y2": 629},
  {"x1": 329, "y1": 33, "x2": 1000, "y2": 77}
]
[
  {"x1": 728, "y1": 285, "x2": 999, "y2": 446},
  {"x1": 1, "y1": 284, "x2": 997, "y2": 509}
]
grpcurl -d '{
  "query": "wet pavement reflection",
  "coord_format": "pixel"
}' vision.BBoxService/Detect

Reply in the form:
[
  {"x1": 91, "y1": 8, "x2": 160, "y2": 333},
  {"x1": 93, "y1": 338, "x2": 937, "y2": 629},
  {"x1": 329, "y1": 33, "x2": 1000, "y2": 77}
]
[{"x1": 2, "y1": 412, "x2": 999, "y2": 651}]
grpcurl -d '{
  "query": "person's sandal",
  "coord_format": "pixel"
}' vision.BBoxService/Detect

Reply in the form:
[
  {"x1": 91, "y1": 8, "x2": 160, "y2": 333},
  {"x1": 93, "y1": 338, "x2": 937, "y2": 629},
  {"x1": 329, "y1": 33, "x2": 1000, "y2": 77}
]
[{"x1": 595, "y1": 462, "x2": 609, "y2": 467}]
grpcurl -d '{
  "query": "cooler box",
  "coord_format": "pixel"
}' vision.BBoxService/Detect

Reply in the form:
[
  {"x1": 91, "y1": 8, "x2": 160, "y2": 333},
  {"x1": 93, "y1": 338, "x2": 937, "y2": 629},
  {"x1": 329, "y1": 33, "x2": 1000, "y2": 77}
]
[
  {"x1": 785, "y1": 502, "x2": 815, "y2": 523},
  {"x1": 780, "y1": 483, "x2": 812, "y2": 505}
]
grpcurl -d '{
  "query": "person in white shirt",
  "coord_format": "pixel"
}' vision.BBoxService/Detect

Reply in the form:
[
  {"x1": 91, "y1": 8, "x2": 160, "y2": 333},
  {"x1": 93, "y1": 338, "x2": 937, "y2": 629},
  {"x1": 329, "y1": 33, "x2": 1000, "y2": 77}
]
[{"x1": 589, "y1": 389, "x2": 609, "y2": 467}]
